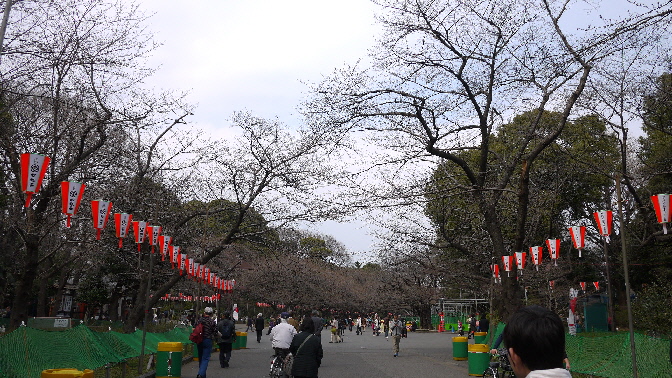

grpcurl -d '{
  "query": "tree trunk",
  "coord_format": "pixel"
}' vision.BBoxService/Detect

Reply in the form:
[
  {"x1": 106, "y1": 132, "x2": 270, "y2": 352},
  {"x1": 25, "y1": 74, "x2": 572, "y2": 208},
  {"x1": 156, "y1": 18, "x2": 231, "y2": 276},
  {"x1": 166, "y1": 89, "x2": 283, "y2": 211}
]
[
  {"x1": 36, "y1": 275, "x2": 48, "y2": 317},
  {"x1": 9, "y1": 238, "x2": 39, "y2": 330}
]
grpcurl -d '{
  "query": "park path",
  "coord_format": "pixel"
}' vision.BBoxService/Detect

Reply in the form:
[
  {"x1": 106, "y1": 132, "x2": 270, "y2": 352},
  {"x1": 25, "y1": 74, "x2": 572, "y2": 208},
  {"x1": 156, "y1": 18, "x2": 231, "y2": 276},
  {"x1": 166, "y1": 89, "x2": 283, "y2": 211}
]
[{"x1": 181, "y1": 329, "x2": 473, "y2": 378}]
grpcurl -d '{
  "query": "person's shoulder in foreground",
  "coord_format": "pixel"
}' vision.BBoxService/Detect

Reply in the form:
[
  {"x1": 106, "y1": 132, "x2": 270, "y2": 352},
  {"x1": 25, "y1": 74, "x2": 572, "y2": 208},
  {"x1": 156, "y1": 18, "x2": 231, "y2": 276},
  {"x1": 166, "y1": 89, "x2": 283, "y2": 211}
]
[{"x1": 503, "y1": 305, "x2": 571, "y2": 378}]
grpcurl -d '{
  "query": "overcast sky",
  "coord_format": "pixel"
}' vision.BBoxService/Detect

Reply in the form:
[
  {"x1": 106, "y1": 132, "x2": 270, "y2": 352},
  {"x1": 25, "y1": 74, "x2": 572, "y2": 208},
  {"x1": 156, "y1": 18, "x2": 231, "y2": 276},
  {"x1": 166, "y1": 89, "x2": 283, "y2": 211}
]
[{"x1": 138, "y1": 0, "x2": 382, "y2": 261}]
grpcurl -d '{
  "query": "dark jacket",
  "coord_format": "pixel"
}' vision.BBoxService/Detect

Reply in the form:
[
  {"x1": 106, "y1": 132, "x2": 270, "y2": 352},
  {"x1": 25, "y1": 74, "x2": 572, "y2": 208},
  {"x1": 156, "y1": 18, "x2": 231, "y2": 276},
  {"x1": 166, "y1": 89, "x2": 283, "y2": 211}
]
[
  {"x1": 289, "y1": 331, "x2": 323, "y2": 378},
  {"x1": 478, "y1": 317, "x2": 489, "y2": 332},
  {"x1": 198, "y1": 315, "x2": 217, "y2": 340},
  {"x1": 217, "y1": 318, "x2": 236, "y2": 344},
  {"x1": 255, "y1": 316, "x2": 265, "y2": 331}
]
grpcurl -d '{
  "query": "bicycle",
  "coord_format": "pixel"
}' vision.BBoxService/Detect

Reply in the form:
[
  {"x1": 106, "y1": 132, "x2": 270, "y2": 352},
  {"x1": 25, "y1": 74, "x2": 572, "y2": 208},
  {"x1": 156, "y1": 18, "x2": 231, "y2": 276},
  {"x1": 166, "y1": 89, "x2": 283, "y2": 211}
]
[
  {"x1": 269, "y1": 348, "x2": 290, "y2": 378},
  {"x1": 482, "y1": 348, "x2": 515, "y2": 378}
]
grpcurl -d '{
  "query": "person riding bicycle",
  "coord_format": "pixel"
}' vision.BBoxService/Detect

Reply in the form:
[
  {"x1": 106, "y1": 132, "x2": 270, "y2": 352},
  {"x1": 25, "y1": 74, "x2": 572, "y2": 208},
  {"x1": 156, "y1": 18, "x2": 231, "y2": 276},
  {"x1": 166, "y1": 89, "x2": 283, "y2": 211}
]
[{"x1": 270, "y1": 312, "x2": 297, "y2": 359}]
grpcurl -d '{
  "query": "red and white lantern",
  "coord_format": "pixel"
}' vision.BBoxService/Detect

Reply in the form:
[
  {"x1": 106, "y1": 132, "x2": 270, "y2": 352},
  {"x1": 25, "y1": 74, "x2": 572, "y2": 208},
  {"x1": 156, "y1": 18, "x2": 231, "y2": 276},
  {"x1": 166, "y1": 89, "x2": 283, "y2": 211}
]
[
  {"x1": 20, "y1": 153, "x2": 50, "y2": 207},
  {"x1": 114, "y1": 213, "x2": 132, "y2": 248},
  {"x1": 569, "y1": 226, "x2": 586, "y2": 257},
  {"x1": 549, "y1": 280, "x2": 555, "y2": 290},
  {"x1": 502, "y1": 255, "x2": 514, "y2": 277},
  {"x1": 179, "y1": 253, "x2": 187, "y2": 275},
  {"x1": 593, "y1": 210, "x2": 613, "y2": 243},
  {"x1": 514, "y1": 252, "x2": 527, "y2": 275},
  {"x1": 60, "y1": 181, "x2": 85, "y2": 228},
  {"x1": 170, "y1": 245, "x2": 180, "y2": 269},
  {"x1": 529, "y1": 246, "x2": 542, "y2": 271},
  {"x1": 90, "y1": 200, "x2": 112, "y2": 240},
  {"x1": 158, "y1": 235, "x2": 172, "y2": 261},
  {"x1": 490, "y1": 264, "x2": 500, "y2": 283},
  {"x1": 192, "y1": 262, "x2": 199, "y2": 280},
  {"x1": 579, "y1": 282, "x2": 586, "y2": 291},
  {"x1": 132, "y1": 221, "x2": 148, "y2": 251},
  {"x1": 593, "y1": 281, "x2": 599, "y2": 291},
  {"x1": 188, "y1": 258, "x2": 194, "y2": 277},
  {"x1": 546, "y1": 239, "x2": 561, "y2": 266},
  {"x1": 147, "y1": 225, "x2": 161, "y2": 254},
  {"x1": 651, "y1": 194, "x2": 672, "y2": 234}
]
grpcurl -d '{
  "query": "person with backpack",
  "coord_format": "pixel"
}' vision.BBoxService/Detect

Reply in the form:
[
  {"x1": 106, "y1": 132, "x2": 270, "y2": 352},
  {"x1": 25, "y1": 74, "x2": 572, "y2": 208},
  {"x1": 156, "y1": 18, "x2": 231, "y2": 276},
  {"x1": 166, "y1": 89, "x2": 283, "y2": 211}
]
[
  {"x1": 217, "y1": 311, "x2": 236, "y2": 368},
  {"x1": 195, "y1": 307, "x2": 217, "y2": 378}
]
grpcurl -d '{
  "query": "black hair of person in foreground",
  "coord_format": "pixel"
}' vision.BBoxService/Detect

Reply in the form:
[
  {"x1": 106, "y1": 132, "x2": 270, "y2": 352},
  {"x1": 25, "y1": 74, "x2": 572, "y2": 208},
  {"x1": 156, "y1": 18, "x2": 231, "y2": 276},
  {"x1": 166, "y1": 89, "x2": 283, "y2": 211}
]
[{"x1": 502, "y1": 305, "x2": 571, "y2": 378}]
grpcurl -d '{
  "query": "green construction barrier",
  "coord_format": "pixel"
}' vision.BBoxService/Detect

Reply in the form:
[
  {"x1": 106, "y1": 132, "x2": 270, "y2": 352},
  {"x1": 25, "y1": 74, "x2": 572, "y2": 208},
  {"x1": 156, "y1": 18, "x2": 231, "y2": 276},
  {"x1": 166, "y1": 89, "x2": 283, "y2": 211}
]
[
  {"x1": 192, "y1": 342, "x2": 199, "y2": 361},
  {"x1": 452, "y1": 336, "x2": 468, "y2": 360},
  {"x1": 468, "y1": 343, "x2": 490, "y2": 376},
  {"x1": 474, "y1": 331, "x2": 487, "y2": 344},
  {"x1": 156, "y1": 342, "x2": 182, "y2": 377}
]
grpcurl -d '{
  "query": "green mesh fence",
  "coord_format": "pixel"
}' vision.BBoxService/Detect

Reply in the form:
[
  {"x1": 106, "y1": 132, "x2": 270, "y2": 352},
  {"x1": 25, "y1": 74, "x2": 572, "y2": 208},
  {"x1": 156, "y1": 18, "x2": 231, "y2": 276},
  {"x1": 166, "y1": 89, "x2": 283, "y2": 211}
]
[
  {"x1": 488, "y1": 322, "x2": 670, "y2": 378},
  {"x1": 0, "y1": 324, "x2": 192, "y2": 378}
]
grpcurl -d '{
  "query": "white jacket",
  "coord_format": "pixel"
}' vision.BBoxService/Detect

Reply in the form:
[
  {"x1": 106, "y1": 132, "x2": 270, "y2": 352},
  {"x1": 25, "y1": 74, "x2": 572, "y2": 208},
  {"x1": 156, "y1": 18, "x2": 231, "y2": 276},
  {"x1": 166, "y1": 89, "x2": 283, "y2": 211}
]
[
  {"x1": 526, "y1": 368, "x2": 572, "y2": 378},
  {"x1": 270, "y1": 319, "x2": 297, "y2": 349}
]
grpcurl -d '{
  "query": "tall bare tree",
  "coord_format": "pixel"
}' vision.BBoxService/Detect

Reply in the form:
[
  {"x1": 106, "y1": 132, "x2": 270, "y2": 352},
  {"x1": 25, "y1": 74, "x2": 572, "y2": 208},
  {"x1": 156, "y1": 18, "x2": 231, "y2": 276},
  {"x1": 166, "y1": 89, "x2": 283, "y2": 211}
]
[{"x1": 303, "y1": 0, "x2": 672, "y2": 318}]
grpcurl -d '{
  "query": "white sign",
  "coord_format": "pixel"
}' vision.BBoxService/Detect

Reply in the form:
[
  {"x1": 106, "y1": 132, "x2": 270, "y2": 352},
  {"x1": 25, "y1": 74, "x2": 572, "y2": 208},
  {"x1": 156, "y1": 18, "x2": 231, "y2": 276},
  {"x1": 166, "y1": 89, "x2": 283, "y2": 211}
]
[{"x1": 54, "y1": 318, "x2": 70, "y2": 328}]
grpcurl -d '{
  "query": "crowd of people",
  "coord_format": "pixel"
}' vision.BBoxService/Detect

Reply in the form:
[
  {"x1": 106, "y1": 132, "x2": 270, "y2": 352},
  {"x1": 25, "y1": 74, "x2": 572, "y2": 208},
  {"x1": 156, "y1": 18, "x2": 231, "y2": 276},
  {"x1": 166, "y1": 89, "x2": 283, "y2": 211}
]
[{"x1": 192, "y1": 305, "x2": 571, "y2": 378}]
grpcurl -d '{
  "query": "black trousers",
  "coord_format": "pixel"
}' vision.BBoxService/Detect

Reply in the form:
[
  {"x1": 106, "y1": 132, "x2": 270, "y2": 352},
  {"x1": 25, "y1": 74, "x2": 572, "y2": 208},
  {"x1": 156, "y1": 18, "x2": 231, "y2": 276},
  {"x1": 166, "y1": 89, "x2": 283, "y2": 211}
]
[{"x1": 256, "y1": 329, "x2": 263, "y2": 342}]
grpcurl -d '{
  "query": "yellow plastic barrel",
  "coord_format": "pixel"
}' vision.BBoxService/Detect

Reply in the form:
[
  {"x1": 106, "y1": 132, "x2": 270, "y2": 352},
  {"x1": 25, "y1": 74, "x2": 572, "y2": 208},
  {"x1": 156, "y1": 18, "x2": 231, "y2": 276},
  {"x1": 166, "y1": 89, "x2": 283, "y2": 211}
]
[
  {"x1": 156, "y1": 342, "x2": 183, "y2": 377},
  {"x1": 474, "y1": 331, "x2": 487, "y2": 344},
  {"x1": 41, "y1": 369, "x2": 94, "y2": 378},
  {"x1": 452, "y1": 336, "x2": 468, "y2": 360},
  {"x1": 468, "y1": 343, "x2": 491, "y2": 376}
]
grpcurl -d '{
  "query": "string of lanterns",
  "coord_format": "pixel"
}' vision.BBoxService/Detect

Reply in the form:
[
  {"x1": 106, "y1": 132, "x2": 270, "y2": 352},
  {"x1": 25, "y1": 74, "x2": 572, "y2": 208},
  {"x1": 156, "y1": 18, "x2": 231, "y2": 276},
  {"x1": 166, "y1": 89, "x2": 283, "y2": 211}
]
[{"x1": 19, "y1": 153, "x2": 234, "y2": 294}]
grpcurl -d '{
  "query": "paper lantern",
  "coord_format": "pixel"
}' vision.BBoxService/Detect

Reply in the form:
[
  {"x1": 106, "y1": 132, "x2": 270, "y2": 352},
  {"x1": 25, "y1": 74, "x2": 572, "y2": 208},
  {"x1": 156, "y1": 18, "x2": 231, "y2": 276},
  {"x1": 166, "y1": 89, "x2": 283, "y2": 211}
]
[
  {"x1": 147, "y1": 225, "x2": 161, "y2": 254},
  {"x1": 501, "y1": 255, "x2": 514, "y2": 277},
  {"x1": 188, "y1": 258, "x2": 194, "y2": 277},
  {"x1": 593, "y1": 281, "x2": 599, "y2": 291},
  {"x1": 60, "y1": 181, "x2": 85, "y2": 228},
  {"x1": 593, "y1": 210, "x2": 613, "y2": 242},
  {"x1": 490, "y1": 264, "x2": 500, "y2": 283},
  {"x1": 651, "y1": 194, "x2": 672, "y2": 234},
  {"x1": 20, "y1": 153, "x2": 50, "y2": 207},
  {"x1": 90, "y1": 200, "x2": 112, "y2": 240},
  {"x1": 132, "y1": 221, "x2": 148, "y2": 252},
  {"x1": 192, "y1": 262, "x2": 199, "y2": 280},
  {"x1": 579, "y1": 282, "x2": 586, "y2": 291},
  {"x1": 549, "y1": 280, "x2": 554, "y2": 290},
  {"x1": 514, "y1": 252, "x2": 527, "y2": 275},
  {"x1": 546, "y1": 239, "x2": 561, "y2": 266},
  {"x1": 114, "y1": 213, "x2": 132, "y2": 248},
  {"x1": 569, "y1": 226, "x2": 586, "y2": 257},
  {"x1": 179, "y1": 253, "x2": 187, "y2": 275},
  {"x1": 158, "y1": 235, "x2": 172, "y2": 261},
  {"x1": 529, "y1": 246, "x2": 542, "y2": 271},
  {"x1": 169, "y1": 245, "x2": 180, "y2": 269}
]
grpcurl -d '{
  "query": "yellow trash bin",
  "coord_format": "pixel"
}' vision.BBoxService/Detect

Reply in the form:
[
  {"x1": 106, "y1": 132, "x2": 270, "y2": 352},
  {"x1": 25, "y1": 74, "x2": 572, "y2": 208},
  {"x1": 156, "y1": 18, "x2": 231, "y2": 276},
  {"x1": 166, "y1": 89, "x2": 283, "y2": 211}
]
[{"x1": 41, "y1": 369, "x2": 94, "y2": 378}]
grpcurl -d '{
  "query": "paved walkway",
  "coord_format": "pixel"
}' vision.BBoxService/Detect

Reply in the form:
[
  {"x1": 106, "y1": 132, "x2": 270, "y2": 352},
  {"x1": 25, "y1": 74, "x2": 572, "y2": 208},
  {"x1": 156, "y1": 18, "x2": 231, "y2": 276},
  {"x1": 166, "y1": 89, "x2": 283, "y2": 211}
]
[{"x1": 181, "y1": 330, "x2": 477, "y2": 377}]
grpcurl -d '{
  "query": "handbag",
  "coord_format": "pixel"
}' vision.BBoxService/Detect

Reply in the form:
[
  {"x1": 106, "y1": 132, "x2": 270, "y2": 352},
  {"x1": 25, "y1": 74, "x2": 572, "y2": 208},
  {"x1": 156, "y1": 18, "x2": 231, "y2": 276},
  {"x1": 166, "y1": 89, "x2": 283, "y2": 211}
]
[{"x1": 284, "y1": 334, "x2": 313, "y2": 375}]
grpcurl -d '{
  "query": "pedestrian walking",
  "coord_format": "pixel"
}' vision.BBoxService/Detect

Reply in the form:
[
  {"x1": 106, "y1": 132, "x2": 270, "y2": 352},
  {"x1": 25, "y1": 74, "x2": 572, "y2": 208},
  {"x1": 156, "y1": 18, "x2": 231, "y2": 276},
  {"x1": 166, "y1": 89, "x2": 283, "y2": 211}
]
[
  {"x1": 311, "y1": 310, "x2": 324, "y2": 340},
  {"x1": 255, "y1": 313, "x2": 265, "y2": 343},
  {"x1": 390, "y1": 314, "x2": 404, "y2": 357},
  {"x1": 290, "y1": 316, "x2": 323, "y2": 378},
  {"x1": 217, "y1": 311, "x2": 236, "y2": 368},
  {"x1": 246, "y1": 316, "x2": 254, "y2": 332},
  {"x1": 196, "y1": 307, "x2": 217, "y2": 378}
]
